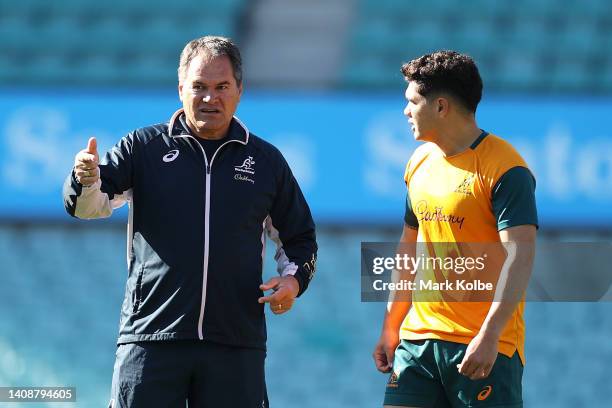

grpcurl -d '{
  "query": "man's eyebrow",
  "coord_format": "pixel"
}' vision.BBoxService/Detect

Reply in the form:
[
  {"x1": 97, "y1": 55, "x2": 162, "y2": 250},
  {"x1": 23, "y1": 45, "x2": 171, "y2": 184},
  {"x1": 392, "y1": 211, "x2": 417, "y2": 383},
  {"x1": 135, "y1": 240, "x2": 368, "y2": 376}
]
[{"x1": 192, "y1": 79, "x2": 231, "y2": 85}]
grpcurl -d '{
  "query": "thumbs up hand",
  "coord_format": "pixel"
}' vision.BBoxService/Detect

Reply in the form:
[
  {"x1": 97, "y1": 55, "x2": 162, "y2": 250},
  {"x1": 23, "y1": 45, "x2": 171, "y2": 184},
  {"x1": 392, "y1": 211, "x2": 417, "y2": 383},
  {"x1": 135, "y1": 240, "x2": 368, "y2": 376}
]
[{"x1": 74, "y1": 137, "x2": 100, "y2": 186}]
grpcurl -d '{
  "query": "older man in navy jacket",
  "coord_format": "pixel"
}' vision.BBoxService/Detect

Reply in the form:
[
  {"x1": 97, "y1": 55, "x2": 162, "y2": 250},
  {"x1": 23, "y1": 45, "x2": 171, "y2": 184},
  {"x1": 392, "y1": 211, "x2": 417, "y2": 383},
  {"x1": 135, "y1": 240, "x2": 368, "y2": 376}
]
[{"x1": 63, "y1": 36, "x2": 317, "y2": 408}]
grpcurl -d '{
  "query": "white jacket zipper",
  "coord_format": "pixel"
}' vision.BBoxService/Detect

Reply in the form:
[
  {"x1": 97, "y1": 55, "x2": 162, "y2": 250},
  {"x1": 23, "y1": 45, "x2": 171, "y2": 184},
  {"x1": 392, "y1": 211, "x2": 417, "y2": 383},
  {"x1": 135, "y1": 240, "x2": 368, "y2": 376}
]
[
  {"x1": 192, "y1": 138, "x2": 243, "y2": 340},
  {"x1": 169, "y1": 112, "x2": 250, "y2": 340}
]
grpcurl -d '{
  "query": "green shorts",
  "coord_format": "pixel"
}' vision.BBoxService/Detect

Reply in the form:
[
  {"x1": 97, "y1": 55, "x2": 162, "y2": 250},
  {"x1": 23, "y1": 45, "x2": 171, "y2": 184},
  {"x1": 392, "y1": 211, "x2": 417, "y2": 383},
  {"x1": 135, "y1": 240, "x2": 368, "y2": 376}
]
[{"x1": 384, "y1": 339, "x2": 523, "y2": 408}]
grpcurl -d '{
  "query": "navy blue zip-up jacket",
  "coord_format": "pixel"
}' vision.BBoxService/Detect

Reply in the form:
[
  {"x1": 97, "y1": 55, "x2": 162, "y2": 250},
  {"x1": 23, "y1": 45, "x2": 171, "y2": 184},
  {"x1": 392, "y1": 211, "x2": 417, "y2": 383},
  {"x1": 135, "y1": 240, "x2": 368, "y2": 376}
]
[{"x1": 63, "y1": 109, "x2": 317, "y2": 350}]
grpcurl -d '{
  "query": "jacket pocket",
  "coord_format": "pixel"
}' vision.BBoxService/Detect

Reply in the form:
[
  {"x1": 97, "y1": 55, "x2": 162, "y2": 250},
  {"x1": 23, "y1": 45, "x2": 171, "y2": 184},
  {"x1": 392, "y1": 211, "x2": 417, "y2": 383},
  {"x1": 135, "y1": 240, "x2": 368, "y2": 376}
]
[{"x1": 132, "y1": 265, "x2": 145, "y2": 314}]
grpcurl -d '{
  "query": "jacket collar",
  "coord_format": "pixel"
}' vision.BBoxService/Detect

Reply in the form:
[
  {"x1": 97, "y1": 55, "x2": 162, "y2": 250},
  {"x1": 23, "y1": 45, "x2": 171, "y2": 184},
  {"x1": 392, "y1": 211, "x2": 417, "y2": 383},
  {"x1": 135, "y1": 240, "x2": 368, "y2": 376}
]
[{"x1": 167, "y1": 108, "x2": 249, "y2": 145}]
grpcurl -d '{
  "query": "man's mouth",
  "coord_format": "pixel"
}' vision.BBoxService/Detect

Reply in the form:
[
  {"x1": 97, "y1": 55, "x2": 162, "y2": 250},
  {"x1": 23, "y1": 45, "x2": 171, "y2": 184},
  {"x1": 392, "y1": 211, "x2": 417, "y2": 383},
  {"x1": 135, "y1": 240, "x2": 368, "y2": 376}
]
[{"x1": 200, "y1": 108, "x2": 220, "y2": 114}]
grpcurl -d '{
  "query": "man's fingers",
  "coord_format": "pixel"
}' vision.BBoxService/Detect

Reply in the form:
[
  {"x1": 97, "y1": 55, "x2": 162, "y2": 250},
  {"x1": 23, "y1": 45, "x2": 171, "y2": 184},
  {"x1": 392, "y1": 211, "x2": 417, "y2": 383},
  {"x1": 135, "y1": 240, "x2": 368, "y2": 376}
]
[
  {"x1": 75, "y1": 152, "x2": 98, "y2": 164},
  {"x1": 260, "y1": 277, "x2": 280, "y2": 291},
  {"x1": 479, "y1": 363, "x2": 493, "y2": 379},
  {"x1": 259, "y1": 277, "x2": 297, "y2": 314},
  {"x1": 374, "y1": 354, "x2": 391, "y2": 373},
  {"x1": 377, "y1": 362, "x2": 391, "y2": 373},
  {"x1": 74, "y1": 137, "x2": 99, "y2": 169},
  {"x1": 259, "y1": 290, "x2": 294, "y2": 316},
  {"x1": 385, "y1": 349, "x2": 395, "y2": 369},
  {"x1": 258, "y1": 291, "x2": 294, "y2": 305},
  {"x1": 271, "y1": 303, "x2": 291, "y2": 315},
  {"x1": 458, "y1": 358, "x2": 480, "y2": 379},
  {"x1": 373, "y1": 348, "x2": 386, "y2": 371},
  {"x1": 75, "y1": 167, "x2": 99, "y2": 179},
  {"x1": 469, "y1": 367, "x2": 486, "y2": 380},
  {"x1": 457, "y1": 358, "x2": 470, "y2": 375},
  {"x1": 258, "y1": 289, "x2": 292, "y2": 304},
  {"x1": 258, "y1": 293, "x2": 279, "y2": 304},
  {"x1": 372, "y1": 343, "x2": 393, "y2": 373},
  {"x1": 268, "y1": 299, "x2": 293, "y2": 314},
  {"x1": 74, "y1": 163, "x2": 100, "y2": 186},
  {"x1": 86, "y1": 137, "x2": 98, "y2": 154}
]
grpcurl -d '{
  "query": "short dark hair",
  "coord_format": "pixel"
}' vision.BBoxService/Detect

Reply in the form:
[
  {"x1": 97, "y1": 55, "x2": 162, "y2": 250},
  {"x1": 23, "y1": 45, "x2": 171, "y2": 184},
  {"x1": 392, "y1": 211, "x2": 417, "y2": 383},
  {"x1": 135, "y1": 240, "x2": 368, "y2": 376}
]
[
  {"x1": 401, "y1": 51, "x2": 482, "y2": 113},
  {"x1": 178, "y1": 36, "x2": 242, "y2": 85}
]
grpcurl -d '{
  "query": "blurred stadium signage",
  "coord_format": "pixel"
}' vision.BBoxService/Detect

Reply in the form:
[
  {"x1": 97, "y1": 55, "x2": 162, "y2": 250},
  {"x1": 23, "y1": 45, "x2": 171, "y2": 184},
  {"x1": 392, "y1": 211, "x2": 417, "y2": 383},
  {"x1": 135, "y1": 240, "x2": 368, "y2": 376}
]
[{"x1": 0, "y1": 90, "x2": 610, "y2": 227}]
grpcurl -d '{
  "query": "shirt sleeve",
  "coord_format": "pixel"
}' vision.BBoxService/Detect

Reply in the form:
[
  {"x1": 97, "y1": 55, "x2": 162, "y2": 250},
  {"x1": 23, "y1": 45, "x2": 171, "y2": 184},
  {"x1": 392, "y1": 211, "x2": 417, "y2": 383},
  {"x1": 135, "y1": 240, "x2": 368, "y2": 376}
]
[
  {"x1": 404, "y1": 191, "x2": 419, "y2": 229},
  {"x1": 492, "y1": 166, "x2": 539, "y2": 231}
]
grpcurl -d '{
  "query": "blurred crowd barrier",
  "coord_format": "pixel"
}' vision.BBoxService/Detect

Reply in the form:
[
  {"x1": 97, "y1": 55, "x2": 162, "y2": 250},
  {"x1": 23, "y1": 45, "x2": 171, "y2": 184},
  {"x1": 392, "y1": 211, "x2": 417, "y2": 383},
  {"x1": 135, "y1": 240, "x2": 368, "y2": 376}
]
[{"x1": 0, "y1": 225, "x2": 610, "y2": 407}]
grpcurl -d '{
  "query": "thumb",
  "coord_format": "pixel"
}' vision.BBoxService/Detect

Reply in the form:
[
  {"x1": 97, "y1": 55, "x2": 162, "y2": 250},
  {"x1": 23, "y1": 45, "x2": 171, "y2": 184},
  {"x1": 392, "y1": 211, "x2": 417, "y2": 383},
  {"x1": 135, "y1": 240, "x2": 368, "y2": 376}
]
[
  {"x1": 260, "y1": 277, "x2": 280, "y2": 291},
  {"x1": 456, "y1": 356, "x2": 467, "y2": 371},
  {"x1": 86, "y1": 137, "x2": 98, "y2": 155},
  {"x1": 386, "y1": 349, "x2": 395, "y2": 369}
]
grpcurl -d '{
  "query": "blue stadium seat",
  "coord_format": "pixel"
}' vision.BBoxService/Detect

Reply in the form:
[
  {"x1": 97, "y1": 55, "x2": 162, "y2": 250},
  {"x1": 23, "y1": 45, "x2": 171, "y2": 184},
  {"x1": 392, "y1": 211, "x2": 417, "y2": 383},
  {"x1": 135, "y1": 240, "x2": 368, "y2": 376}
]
[
  {"x1": 555, "y1": 18, "x2": 601, "y2": 59},
  {"x1": 342, "y1": 56, "x2": 401, "y2": 88},
  {"x1": 343, "y1": 0, "x2": 609, "y2": 91},
  {"x1": 495, "y1": 51, "x2": 545, "y2": 91},
  {"x1": 0, "y1": 0, "x2": 45, "y2": 16},
  {"x1": 359, "y1": 0, "x2": 451, "y2": 19},
  {"x1": 36, "y1": 15, "x2": 87, "y2": 54},
  {"x1": 596, "y1": 59, "x2": 612, "y2": 92},
  {"x1": 121, "y1": 54, "x2": 177, "y2": 84},
  {"x1": 87, "y1": 16, "x2": 138, "y2": 53},
  {"x1": 549, "y1": 58, "x2": 592, "y2": 91},
  {"x1": 0, "y1": 15, "x2": 39, "y2": 52},
  {"x1": 0, "y1": 56, "x2": 23, "y2": 82},
  {"x1": 496, "y1": 18, "x2": 553, "y2": 56},
  {"x1": 449, "y1": 18, "x2": 498, "y2": 57}
]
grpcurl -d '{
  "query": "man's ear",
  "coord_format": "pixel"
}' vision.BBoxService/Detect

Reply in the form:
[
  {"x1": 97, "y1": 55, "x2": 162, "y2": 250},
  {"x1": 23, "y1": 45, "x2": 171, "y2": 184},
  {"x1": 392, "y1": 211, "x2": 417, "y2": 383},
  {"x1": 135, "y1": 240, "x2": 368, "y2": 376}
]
[
  {"x1": 437, "y1": 98, "x2": 449, "y2": 116},
  {"x1": 178, "y1": 83, "x2": 183, "y2": 102}
]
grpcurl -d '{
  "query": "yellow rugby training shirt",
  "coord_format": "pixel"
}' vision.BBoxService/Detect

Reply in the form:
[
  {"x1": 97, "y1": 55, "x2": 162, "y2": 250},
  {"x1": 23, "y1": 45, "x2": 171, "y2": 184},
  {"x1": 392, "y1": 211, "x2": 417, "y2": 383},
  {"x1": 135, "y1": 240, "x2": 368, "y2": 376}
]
[{"x1": 401, "y1": 131, "x2": 538, "y2": 364}]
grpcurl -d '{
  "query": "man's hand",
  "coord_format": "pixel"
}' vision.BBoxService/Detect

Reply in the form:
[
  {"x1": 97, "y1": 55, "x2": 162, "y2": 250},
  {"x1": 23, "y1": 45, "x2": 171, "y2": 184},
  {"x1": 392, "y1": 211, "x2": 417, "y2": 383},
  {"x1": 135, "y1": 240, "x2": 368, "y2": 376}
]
[
  {"x1": 258, "y1": 275, "x2": 299, "y2": 315},
  {"x1": 457, "y1": 332, "x2": 499, "y2": 380},
  {"x1": 74, "y1": 137, "x2": 100, "y2": 186},
  {"x1": 373, "y1": 329, "x2": 399, "y2": 373}
]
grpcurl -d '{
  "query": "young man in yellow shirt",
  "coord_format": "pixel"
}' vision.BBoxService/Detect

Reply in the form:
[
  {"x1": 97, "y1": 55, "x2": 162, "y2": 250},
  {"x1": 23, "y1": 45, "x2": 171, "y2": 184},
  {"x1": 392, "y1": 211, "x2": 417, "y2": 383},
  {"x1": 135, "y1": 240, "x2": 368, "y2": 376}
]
[{"x1": 373, "y1": 51, "x2": 538, "y2": 407}]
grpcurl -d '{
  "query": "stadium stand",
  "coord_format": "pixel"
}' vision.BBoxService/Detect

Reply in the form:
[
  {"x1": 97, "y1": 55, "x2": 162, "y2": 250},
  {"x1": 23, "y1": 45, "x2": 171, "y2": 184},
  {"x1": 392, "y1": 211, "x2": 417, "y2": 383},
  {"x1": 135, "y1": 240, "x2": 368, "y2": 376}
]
[
  {"x1": 0, "y1": 225, "x2": 611, "y2": 407},
  {"x1": 1, "y1": 0, "x2": 610, "y2": 91},
  {"x1": 342, "y1": 0, "x2": 612, "y2": 91},
  {"x1": 0, "y1": 0, "x2": 246, "y2": 85}
]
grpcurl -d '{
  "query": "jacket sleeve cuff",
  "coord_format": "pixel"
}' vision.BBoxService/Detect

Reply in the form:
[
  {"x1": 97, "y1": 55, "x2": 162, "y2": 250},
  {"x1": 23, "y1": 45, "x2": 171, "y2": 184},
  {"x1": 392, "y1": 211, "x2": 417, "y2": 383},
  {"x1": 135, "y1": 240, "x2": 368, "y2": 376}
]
[{"x1": 293, "y1": 261, "x2": 315, "y2": 297}]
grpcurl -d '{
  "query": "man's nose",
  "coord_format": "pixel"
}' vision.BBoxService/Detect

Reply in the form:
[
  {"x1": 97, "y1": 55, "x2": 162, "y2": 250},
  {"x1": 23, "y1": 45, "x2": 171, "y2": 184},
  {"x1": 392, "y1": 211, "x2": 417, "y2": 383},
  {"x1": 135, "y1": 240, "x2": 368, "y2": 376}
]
[
  {"x1": 404, "y1": 106, "x2": 411, "y2": 117},
  {"x1": 202, "y1": 94, "x2": 212, "y2": 103}
]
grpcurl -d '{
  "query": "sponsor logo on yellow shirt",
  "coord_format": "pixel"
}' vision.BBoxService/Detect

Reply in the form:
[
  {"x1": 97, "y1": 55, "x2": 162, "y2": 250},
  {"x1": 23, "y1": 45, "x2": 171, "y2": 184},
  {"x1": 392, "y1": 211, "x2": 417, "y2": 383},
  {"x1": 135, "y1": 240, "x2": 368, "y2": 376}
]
[{"x1": 415, "y1": 200, "x2": 465, "y2": 229}]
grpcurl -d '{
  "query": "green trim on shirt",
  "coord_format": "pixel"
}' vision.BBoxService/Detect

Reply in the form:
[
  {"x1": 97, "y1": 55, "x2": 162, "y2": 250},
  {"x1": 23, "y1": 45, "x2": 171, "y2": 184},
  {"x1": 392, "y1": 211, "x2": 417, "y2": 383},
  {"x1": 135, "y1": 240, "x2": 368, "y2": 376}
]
[
  {"x1": 404, "y1": 192, "x2": 419, "y2": 228},
  {"x1": 492, "y1": 166, "x2": 539, "y2": 231},
  {"x1": 469, "y1": 130, "x2": 489, "y2": 149}
]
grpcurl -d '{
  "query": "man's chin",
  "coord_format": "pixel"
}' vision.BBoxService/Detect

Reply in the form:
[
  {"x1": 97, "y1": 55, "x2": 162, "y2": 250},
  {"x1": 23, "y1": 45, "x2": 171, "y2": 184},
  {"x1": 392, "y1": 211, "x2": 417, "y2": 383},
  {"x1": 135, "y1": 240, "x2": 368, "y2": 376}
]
[
  {"x1": 195, "y1": 120, "x2": 219, "y2": 131},
  {"x1": 414, "y1": 132, "x2": 434, "y2": 143}
]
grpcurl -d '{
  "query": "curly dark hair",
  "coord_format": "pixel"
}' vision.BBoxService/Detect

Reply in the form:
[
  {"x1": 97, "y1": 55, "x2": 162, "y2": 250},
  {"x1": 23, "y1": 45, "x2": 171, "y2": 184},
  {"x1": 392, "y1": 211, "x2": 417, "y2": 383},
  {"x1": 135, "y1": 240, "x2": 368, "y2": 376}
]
[{"x1": 401, "y1": 51, "x2": 482, "y2": 113}]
